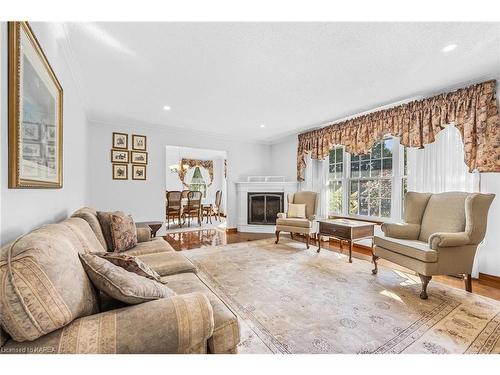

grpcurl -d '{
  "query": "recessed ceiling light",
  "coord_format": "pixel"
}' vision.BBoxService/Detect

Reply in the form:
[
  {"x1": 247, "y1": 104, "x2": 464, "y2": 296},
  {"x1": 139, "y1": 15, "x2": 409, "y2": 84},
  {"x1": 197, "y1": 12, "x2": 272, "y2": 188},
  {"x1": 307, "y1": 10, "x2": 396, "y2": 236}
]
[
  {"x1": 163, "y1": 105, "x2": 171, "y2": 111},
  {"x1": 441, "y1": 44, "x2": 457, "y2": 53},
  {"x1": 260, "y1": 124, "x2": 266, "y2": 128}
]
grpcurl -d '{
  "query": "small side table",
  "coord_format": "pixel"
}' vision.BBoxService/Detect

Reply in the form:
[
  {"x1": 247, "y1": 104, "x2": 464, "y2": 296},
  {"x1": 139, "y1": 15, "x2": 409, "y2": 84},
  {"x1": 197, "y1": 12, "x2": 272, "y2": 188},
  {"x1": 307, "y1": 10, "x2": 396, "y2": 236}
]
[
  {"x1": 316, "y1": 219, "x2": 375, "y2": 263},
  {"x1": 136, "y1": 221, "x2": 163, "y2": 237}
]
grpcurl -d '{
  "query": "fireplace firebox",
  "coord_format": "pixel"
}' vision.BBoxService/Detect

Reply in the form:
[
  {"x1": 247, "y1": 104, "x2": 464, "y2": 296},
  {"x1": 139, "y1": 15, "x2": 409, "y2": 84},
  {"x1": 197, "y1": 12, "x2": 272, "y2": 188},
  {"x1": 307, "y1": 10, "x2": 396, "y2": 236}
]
[{"x1": 247, "y1": 192, "x2": 284, "y2": 225}]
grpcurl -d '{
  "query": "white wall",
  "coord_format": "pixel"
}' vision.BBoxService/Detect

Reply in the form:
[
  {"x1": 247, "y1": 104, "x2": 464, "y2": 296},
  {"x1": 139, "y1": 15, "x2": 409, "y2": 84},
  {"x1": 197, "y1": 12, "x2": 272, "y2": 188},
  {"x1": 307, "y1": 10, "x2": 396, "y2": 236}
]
[
  {"x1": 88, "y1": 121, "x2": 271, "y2": 227},
  {"x1": 0, "y1": 22, "x2": 89, "y2": 245},
  {"x1": 270, "y1": 135, "x2": 298, "y2": 181}
]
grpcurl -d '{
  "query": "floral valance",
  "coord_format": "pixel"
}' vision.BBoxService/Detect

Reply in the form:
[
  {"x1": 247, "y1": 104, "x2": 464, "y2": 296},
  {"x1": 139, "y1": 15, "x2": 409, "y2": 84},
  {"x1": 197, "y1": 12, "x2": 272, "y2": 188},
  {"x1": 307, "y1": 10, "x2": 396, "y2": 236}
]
[
  {"x1": 178, "y1": 158, "x2": 214, "y2": 187},
  {"x1": 297, "y1": 80, "x2": 499, "y2": 181}
]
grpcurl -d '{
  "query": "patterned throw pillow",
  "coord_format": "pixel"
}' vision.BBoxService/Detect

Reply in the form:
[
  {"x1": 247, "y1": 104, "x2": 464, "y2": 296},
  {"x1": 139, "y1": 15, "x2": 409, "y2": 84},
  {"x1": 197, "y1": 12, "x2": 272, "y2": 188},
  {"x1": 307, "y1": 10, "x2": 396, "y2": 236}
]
[
  {"x1": 79, "y1": 253, "x2": 175, "y2": 305},
  {"x1": 110, "y1": 213, "x2": 138, "y2": 252},
  {"x1": 288, "y1": 203, "x2": 306, "y2": 218},
  {"x1": 96, "y1": 210, "x2": 124, "y2": 250},
  {"x1": 96, "y1": 252, "x2": 161, "y2": 282}
]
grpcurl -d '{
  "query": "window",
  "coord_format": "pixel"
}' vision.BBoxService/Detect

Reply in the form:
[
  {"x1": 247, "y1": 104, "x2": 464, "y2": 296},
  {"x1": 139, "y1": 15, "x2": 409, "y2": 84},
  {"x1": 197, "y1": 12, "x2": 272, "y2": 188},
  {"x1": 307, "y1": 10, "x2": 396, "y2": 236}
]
[
  {"x1": 328, "y1": 146, "x2": 343, "y2": 214},
  {"x1": 327, "y1": 137, "x2": 406, "y2": 220},
  {"x1": 189, "y1": 167, "x2": 207, "y2": 198},
  {"x1": 401, "y1": 146, "x2": 408, "y2": 217}
]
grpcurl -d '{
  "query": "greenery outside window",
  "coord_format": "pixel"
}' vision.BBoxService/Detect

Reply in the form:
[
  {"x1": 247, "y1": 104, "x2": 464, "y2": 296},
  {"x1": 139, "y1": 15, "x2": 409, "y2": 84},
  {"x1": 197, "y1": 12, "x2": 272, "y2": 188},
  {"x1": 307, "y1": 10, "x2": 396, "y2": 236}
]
[
  {"x1": 189, "y1": 167, "x2": 207, "y2": 198},
  {"x1": 328, "y1": 146, "x2": 343, "y2": 214}
]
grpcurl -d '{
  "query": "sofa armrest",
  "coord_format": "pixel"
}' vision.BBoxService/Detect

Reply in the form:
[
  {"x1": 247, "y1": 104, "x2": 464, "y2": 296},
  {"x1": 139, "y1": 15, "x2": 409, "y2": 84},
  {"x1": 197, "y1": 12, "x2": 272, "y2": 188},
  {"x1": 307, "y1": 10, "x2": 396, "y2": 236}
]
[
  {"x1": 277, "y1": 213, "x2": 287, "y2": 219},
  {"x1": 136, "y1": 227, "x2": 152, "y2": 242},
  {"x1": 308, "y1": 214, "x2": 316, "y2": 221},
  {"x1": 429, "y1": 232, "x2": 471, "y2": 250},
  {"x1": 380, "y1": 223, "x2": 420, "y2": 240}
]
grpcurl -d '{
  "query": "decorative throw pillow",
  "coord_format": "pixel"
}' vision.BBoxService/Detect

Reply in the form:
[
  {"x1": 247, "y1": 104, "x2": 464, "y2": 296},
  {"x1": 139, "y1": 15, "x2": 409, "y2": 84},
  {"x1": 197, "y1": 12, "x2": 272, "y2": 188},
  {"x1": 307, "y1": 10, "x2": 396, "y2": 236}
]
[
  {"x1": 288, "y1": 203, "x2": 306, "y2": 218},
  {"x1": 95, "y1": 252, "x2": 161, "y2": 282},
  {"x1": 110, "y1": 213, "x2": 138, "y2": 252},
  {"x1": 79, "y1": 253, "x2": 175, "y2": 305},
  {"x1": 96, "y1": 210, "x2": 124, "y2": 250}
]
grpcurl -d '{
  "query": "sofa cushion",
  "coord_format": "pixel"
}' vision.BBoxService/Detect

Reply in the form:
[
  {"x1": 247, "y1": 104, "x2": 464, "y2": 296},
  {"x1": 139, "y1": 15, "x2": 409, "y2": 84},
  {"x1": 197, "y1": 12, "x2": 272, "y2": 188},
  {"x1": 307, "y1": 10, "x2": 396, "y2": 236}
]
[
  {"x1": 0, "y1": 220, "x2": 100, "y2": 342},
  {"x1": 374, "y1": 235, "x2": 438, "y2": 263},
  {"x1": 79, "y1": 253, "x2": 175, "y2": 305},
  {"x1": 60, "y1": 217, "x2": 106, "y2": 253},
  {"x1": 138, "y1": 252, "x2": 196, "y2": 276},
  {"x1": 71, "y1": 207, "x2": 108, "y2": 250},
  {"x1": 161, "y1": 273, "x2": 240, "y2": 353},
  {"x1": 110, "y1": 214, "x2": 137, "y2": 252},
  {"x1": 96, "y1": 252, "x2": 161, "y2": 282},
  {"x1": 123, "y1": 237, "x2": 174, "y2": 256},
  {"x1": 276, "y1": 217, "x2": 312, "y2": 228},
  {"x1": 288, "y1": 203, "x2": 306, "y2": 218},
  {"x1": 292, "y1": 191, "x2": 317, "y2": 219},
  {"x1": 418, "y1": 192, "x2": 468, "y2": 242},
  {"x1": 96, "y1": 211, "x2": 124, "y2": 250}
]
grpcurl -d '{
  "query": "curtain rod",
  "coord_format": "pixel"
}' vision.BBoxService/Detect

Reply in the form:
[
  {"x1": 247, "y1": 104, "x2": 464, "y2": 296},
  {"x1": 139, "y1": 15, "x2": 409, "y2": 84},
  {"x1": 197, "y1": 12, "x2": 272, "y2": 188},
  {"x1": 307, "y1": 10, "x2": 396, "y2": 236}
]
[{"x1": 298, "y1": 76, "x2": 497, "y2": 136}]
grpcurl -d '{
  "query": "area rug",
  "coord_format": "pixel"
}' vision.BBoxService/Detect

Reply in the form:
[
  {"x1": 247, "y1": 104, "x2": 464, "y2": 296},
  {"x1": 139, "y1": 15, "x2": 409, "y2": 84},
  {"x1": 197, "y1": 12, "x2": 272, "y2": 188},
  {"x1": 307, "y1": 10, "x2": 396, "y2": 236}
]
[{"x1": 184, "y1": 238, "x2": 500, "y2": 354}]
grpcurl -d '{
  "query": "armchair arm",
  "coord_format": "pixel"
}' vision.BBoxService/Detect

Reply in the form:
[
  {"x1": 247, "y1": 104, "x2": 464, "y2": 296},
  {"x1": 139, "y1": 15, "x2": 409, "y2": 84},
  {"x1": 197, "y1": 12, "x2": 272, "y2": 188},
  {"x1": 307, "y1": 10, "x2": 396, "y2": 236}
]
[
  {"x1": 136, "y1": 227, "x2": 152, "y2": 242},
  {"x1": 277, "y1": 213, "x2": 287, "y2": 219},
  {"x1": 380, "y1": 223, "x2": 420, "y2": 240},
  {"x1": 429, "y1": 232, "x2": 471, "y2": 250},
  {"x1": 308, "y1": 214, "x2": 317, "y2": 221}
]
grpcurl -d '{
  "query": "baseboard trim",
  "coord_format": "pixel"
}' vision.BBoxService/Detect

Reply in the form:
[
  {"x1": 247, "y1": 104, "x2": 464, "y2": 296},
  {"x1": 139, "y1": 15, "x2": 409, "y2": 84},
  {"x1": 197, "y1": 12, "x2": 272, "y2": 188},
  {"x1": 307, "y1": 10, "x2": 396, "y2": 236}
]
[
  {"x1": 479, "y1": 273, "x2": 500, "y2": 289},
  {"x1": 225, "y1": 227, "x2": 238, "y2": 233}
]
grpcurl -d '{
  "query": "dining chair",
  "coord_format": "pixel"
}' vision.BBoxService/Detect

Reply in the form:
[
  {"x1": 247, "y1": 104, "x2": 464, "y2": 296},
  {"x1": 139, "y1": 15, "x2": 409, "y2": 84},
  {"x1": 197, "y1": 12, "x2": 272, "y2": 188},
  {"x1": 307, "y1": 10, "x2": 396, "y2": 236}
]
[
  {"x1": 166, "y1": 191, "x2": 182, "y2": 229},
  {"x1": 182, "y1": 191, "x2": 202, "y2": 227},
  {"x1": 181, "y1": 190, "x2": 190, "y2": 199},
  {"x1": 203, "y1": 190, "x2": 222, "y2": 224}
]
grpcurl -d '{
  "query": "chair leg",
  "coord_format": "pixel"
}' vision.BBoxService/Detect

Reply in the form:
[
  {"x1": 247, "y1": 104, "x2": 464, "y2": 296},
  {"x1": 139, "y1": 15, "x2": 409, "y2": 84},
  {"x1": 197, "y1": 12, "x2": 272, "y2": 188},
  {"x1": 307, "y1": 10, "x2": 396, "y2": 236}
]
[
  {"x1": 167, "y1": 214, "x2": 170, "y2": 229},
  {"x1": 419, "y1": 274, "x2": 432, "y2": 300},
  {"x1": 290, "y1": 232, "x2": 294, "y2": 240},
  {"x1": 371, "y1": 255, "x2": 379, "y2": 275},
  {"x1": 464, "y1": 274, "x2": 472, "y2": 293},
  {"x1": 306, "y1": 234, "x2": 310, "y2": 249},
  {"x1": 275, "y1": 230, "x2": 280, "y2": 244}
]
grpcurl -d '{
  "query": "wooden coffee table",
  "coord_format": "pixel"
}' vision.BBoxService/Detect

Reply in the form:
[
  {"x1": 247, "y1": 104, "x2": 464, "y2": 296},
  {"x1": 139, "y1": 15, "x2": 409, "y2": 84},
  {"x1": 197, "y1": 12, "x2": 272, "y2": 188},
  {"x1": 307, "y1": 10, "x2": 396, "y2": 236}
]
[
  {"x1": 136, "y1": 221, "x2": 163, "y2": 237},
  {"x1": 316, "y1": 219, "x2": 375, "y2": 263}
]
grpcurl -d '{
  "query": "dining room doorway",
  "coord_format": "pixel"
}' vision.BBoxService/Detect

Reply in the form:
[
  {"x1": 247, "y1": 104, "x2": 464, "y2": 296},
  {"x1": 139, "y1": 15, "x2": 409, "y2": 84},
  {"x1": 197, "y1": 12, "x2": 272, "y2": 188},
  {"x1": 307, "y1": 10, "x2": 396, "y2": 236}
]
[{"x1": 165, "y1": 145, "x2": 228, "y2": 233}]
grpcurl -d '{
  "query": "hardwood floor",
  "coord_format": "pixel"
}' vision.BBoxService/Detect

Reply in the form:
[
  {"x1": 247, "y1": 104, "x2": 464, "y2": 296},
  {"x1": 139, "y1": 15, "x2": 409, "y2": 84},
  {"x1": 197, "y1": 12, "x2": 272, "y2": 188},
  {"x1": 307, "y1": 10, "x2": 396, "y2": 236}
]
[{"x1": 163, "y1": 229, "x2": 500, "y2": 301}]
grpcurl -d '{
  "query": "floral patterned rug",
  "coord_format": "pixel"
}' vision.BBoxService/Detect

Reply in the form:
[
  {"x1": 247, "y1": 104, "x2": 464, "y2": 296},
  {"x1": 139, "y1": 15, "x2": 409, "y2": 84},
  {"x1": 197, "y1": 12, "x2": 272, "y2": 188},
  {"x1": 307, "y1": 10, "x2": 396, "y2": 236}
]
[{"x1": 185, "y1": 238, "x2": 500, "y2": 354}]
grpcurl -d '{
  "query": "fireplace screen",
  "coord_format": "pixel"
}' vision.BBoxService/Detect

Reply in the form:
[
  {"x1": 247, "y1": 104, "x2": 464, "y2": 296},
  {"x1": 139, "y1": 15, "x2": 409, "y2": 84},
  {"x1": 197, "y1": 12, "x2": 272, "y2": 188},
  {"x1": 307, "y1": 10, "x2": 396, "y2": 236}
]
[{"x1": 247, "y1": 192, "x2": 284, "y2": 225}]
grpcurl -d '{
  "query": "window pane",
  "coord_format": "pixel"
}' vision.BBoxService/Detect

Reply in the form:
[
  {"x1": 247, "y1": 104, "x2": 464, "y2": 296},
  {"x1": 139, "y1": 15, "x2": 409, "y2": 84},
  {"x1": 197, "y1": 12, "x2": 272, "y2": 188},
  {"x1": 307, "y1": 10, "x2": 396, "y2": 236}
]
[
  {"x1": 368, "y1": 180, "x2": 380, "y2": 201},
  {"x1": 381, "y1": 199, "x2": 391, "y2": 218},
  {"x1": 369, "y1": 200, "x2": 380, "y2": 217},
  {"x1": 359, "y1": 180, "x2": 369, "y2": 197},
  {"x1": 335, "y1": 147, "x2": 343, "y2": 163},
  {"x1": 328, "y1": 181, "x2": 342, "y2": 214},
  {"x1": 382, "y1": 158, "x2": 392, "y2": 176},
  {"x1": 381, "y1": 180, "x2": 392, "y2": 198},
  {"x1": 335, "y1": 163, "x2": 342, "y2": 179},
  {"x1": 371, "y1": 141, "x2": 382, "y2": 159},
  {"x1": 349, "y1": 181, "x2": 358, "y2": 215},
  {"x1": 329, "y1": 150, "x2": 335, "y2": 164},
  {"x1": 370, "y1": 159, "x2": 381, "y2": 177},
  {"x1": 360, "y1": 153, "x2": 370, "y2": 161},
  {"x1": 359, "y1": 198, "x2": 369, "y2": 215},
  {"x1": 329, "y1": 164, "x2": 335, "y2": 173},
  {"x1": 403, "y1": 147, "x2": 408, "y2": 176},
  {"x1": 383, "y1": 138, "x2": 393, "y2": 157},
  {"x1": 351, "y1": 154, "x2": 359, "y2": 162},
  {"x1": 351, "y1": 161, "x2": 359, "y2": 178},
  {"x1": 360, "y1": 160, "x2": 370, "y2": 177}
]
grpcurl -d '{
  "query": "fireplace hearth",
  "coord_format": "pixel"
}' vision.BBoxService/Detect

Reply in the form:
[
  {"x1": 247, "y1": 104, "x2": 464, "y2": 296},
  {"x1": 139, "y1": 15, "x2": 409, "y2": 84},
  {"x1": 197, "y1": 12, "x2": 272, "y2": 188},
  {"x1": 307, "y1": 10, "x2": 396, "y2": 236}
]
[{"x1": 247, "y1": 192, "x2": 284, "y2": 225}]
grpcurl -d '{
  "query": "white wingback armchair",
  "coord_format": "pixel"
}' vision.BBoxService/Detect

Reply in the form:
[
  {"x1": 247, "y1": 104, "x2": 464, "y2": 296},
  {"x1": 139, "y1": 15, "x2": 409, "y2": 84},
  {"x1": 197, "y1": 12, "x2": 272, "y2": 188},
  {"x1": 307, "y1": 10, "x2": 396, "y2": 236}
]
[{"x1": 275, "y1": 191, "x2": 319, "y2": 249}]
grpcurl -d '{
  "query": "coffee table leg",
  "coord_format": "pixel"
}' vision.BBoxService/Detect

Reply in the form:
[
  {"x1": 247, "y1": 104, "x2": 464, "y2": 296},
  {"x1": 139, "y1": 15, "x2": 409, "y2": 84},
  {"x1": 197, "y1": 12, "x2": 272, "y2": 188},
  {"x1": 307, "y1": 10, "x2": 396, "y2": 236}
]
[{"x1": 348, "y1": 241, "x2": 353, "y2": 263}]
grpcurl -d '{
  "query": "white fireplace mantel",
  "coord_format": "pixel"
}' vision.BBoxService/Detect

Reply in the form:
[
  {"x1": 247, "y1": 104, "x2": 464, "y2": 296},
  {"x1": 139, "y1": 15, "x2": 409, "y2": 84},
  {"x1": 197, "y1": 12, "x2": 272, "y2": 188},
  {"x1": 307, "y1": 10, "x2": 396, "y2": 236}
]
[{"x1": 235, "y1": 180, "x2": 299, "y2": 233}]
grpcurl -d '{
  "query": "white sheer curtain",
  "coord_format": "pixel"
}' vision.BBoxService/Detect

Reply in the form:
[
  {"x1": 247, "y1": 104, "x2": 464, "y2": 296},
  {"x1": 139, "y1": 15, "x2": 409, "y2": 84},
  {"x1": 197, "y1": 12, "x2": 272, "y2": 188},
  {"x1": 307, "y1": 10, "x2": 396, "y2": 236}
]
[
  {"x1": 183, "y1": 167, "x2": 196, "y2": 186},
  {"x1": 300, "y1": 155, "x2": 329, "y2": 220},
  {"x1": 407, "y1": 125, "x2": 479, "y2": 193}
]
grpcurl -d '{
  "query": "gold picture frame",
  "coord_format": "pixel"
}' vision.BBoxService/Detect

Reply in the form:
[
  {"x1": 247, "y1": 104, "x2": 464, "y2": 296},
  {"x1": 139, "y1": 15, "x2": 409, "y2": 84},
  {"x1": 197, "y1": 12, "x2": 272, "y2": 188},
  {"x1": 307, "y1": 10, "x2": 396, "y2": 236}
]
[
  {"x1": 111, "y1": 149, "x2": 130, "y2": 163},
  {"x1": 112, "y1": 132, "x2": 128, "y2": 149},
  {"x1": 132, "y1": 165, "x2": 147, "y2": 180},
  {"x1": 8, "y1": 22, "x2": 63, "y2": 188},
  {"x1": 132, "y1": 134, "x2": 147, "y2": 150},
  {"x1": 112, "y1": 163, "x2": 128, "y2": 180},
  {"x1": 130, "y1": 151, "x2": 148, "y2": 164}
]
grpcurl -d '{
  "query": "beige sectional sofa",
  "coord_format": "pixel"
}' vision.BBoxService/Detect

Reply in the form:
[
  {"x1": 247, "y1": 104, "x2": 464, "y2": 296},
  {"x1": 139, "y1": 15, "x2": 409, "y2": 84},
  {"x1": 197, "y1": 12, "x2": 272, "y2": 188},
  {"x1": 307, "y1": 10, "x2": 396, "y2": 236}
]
[{"x1": 0, "y1": 207, "x2": 240, "y2": 354}]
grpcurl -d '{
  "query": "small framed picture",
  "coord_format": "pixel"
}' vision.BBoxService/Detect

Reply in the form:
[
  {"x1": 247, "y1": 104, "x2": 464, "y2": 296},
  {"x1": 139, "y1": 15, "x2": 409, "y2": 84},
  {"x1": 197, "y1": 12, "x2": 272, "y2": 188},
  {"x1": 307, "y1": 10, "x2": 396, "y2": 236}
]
[
  {"x1": 111, "y1": 149, "x2": 130, "y2": 163},
  {"x1": 112, "y1": 132, "x2": 128, "y2": 149},
  {"x1": 112, "y1": 163, "x2": 128, "y2": 180},
  {"x1": 132, "y1": 165, "x2": 146, "y2": 180},
  {"x1": 132, "y1": 134, "x2": 147, "y2": 150},
  {"x1": 130, "y1": 151, "x2": 148, "y2": 164}
]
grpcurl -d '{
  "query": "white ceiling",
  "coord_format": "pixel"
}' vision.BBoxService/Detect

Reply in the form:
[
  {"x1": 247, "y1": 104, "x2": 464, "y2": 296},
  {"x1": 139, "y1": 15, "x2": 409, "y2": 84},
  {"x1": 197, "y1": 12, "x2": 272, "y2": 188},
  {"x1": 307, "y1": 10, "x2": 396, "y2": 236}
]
[{"x1": 61, "y1": 22, "x2": 500, "y2": 143}]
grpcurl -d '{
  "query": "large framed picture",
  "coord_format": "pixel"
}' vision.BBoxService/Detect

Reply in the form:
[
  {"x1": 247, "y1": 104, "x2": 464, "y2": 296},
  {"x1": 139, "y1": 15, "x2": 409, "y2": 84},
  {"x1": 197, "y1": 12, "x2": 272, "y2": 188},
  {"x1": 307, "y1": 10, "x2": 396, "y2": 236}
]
[
  {"x1": 132, "y1": 134, "x2": 147, "y2": 150},
  {"x1": 8, "y1": 22, "x2": 63, "y2": 188}
]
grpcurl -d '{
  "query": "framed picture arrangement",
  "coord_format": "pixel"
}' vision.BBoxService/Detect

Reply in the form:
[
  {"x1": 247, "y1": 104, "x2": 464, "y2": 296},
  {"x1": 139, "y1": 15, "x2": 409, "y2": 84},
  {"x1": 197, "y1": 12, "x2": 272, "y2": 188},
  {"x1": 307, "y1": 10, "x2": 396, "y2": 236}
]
[
  {"x1": 8, "y1": 21, "x2": 63, "y2": 188},
  {"x1": 111, "y1": 133, "x2": 147, "y2": 180}
]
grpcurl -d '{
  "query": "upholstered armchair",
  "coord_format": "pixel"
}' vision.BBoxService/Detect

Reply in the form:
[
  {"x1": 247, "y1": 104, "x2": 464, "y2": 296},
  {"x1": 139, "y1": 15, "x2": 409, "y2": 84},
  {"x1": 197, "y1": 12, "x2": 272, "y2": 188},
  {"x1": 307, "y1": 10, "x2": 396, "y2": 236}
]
[
  {"x1": 372, "y1": 191, "x2": 495, "y2": 299},
  {"x1": 275, "y1": 191, "x2": 319, "y2": 249}
]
